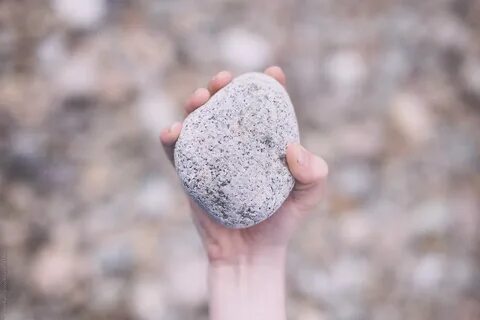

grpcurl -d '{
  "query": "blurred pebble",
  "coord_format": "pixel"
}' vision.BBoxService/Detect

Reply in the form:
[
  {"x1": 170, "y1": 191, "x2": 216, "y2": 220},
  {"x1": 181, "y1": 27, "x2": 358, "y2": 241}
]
[
  {"x1": 90, "y1": 279, "x2": 126, "y2": 312},
  {"x1": 135, "y1": 178, "x2": 171, "y2": 218},
  {"x1": 31, "y1": 244, "x2": 84, "y2": 296},
  {"x1": 334, "y1": 162, "x2": 376, "y2": 201},
  {"x1": 219, "y1": 28, "x2": 272, "y2": 71},
  {"x1": 131, "y1": 278, "x2": 166, "y2": 320},
  {"x1": 333, "y1": 121, "x2": 385, "y2": 158},
  {"x1": 412, "y1": 254, "x2": 446, "y2": 292},
  {"x1": 36, "y1": 34, "x2": 67, "y2": 73},
  {"x1": 340, "y1": 214, "x2": 373, "y2": 249},
  {"x1": 389, "y1": 93, "x2": 434, "y2": 146},
  {"x1": 54, "y1": 53, "x2": 98, "y2": 98},
  {"x1": 461, "y1": 56, "x2": 480, "y2": 100},
  {"x1": 95, "y1": 241, "x2": 135, "y2": 277},
  {"x1": 330, "y1": 256, "x2": 373, "y2": 296},
  {"x1": 325, "y1": 50, "x2": 367, "y2": 92},
  {"x1": 410, "y1": 199, "x2": 451, "y2": 238},
  {"x1": 52, "y1": 0, "x2": 106, "y2": 29},
  {"x1": 136, "y1": 88, "x2": 177, "y2": 137}
]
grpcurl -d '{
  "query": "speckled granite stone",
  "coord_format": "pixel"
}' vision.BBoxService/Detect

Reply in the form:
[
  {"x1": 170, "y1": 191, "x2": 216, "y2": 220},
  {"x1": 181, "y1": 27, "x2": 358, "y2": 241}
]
[{"x1": 174, "y1": 72, "x2": 300, "y2": 228}]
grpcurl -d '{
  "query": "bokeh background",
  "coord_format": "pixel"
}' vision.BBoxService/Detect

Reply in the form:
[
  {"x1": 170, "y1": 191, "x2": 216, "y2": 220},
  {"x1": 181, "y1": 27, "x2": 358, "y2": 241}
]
[{"x1": 1, "y1": 0, "x2": 479, "y2": 319}]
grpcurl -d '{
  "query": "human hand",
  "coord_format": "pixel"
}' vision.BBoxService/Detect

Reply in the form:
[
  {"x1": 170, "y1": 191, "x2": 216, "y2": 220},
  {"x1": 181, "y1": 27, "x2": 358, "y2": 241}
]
[
  {"x1": 160, "y1": 66, "x2": 328, "y2": 266},
  {"x1": 160, "y1": 66, "x2": 328, "y2": 320}
]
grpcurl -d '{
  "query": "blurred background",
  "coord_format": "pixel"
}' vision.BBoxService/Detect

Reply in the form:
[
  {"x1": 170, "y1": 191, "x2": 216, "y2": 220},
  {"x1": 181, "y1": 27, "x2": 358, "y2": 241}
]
[{"x1": 0, "y1": 0, "x2": 479, "y2": 319}]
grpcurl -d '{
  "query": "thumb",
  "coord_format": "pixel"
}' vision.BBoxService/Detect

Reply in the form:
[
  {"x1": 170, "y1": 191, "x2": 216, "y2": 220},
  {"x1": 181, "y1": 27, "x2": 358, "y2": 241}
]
[{"x1": 286, "y1": 143, "x2": 329, "y2": 192}]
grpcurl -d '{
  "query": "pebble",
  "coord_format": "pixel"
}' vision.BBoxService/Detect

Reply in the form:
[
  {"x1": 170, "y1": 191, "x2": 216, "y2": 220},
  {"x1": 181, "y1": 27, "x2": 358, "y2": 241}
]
[
  {"x1": 410, "y1": 199, "x2": 451, "y2": 238},
  {"x1": 31, "y1": 244, "x2": 84, "y2": 296},
  {"x1": 54, "y1": 54, "x2": 98, "y2": 98},
  {"x1": 325, "y1": 50, "x2": 367, "y2": 91},
  {"x1": 412, "y1": 254, "x2": 446, "y2": 291},
  {"x1": 334, "y1": 162, "x2": 376, "y2": 200},
  {"x1": 137, "y1": 88, "x2": 176, "y2": 137},
  {"x1": 131, "y1": 278, "x2": 166, "y2": 320},
  {"x1": 219, "y1": 29, "x2": 272, "y2": 71},
  {"x1": 174, "y1": 72, "x2": 299, "y2": 228},
  {"x1": 52, "y1": 0, "x2": 106, "y2": 29},
  {"x1": 95, "y1": 241, "x2": 134, "y2": 277},
  {"x1": 390, "y1": 93, "x2": 434, "y2": 146},
  {"x1": 135, "y1": 178, "x2": 171, "y2": 218}
]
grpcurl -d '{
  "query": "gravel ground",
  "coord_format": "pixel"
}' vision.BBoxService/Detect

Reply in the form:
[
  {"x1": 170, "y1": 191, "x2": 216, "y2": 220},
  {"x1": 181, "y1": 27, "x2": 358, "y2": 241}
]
[{"x1": 0, "y1": 0, "x2": 479, "y2": 319}]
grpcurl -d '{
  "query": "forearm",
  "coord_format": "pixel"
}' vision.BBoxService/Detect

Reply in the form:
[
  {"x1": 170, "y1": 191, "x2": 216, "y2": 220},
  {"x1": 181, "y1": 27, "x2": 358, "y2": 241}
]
[{"x1": 208, "y1": 250, "x2": 287, "y2": 320}]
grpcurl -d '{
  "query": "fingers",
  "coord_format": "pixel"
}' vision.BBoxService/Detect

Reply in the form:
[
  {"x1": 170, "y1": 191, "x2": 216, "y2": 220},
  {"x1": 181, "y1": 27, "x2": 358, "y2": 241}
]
[
  {"x1": 186, "y1": 67, "x2": 284, "y2": 115},
  {"x1": 185, "y1": 71, "x2": 232, "y2": 115},
  {"x1": 160, "y1": 122, "x2": 182, "y2": 164},
  {"x1": 286, "y1": 143, "x2": 328, "y2": 192},
  {"x1": 164, "y1": 70, "x2": 232, "y2": 165},
  {"x1": 185, "y1": 88, "x2": 210, "y2": 114},
  {"x1": 264, "y1": 65, "x2": 286, "y2": 86},
  {"x1": 208, "y1": 71, "x2": 233, "y2": 95}
]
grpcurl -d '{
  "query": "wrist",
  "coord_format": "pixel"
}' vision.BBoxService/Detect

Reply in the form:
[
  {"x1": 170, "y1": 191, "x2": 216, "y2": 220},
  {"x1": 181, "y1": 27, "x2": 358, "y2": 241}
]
[{"x1": 207, "y1": 245, "x2": 287, "y2": 268}]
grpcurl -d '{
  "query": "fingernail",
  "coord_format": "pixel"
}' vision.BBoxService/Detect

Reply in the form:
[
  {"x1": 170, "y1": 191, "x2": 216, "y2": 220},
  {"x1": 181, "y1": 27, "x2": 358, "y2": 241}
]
[
  {"x1": 297, "y1": 145, "x2": 307, "y2": 166},
  {"x1": 215, "y1": 71, "x2": 229, "y2": 80}
]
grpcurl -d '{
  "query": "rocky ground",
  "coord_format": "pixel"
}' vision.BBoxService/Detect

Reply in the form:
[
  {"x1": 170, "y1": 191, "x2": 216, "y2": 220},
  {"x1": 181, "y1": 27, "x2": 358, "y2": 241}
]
[{"x1": 0, "y1": 0, "x2": 479, "y2": 319}]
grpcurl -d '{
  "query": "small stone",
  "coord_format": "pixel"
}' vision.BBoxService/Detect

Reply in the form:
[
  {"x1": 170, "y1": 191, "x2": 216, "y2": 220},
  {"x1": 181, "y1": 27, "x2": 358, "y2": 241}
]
[{"x1": 174, "y1": 72, "x2": 299, "y2": 228}]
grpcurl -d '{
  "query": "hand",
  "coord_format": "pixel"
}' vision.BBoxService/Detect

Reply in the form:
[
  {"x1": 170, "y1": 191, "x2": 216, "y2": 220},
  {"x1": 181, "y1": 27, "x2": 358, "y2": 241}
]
[
  {"x1": 160, "y1": 66, "x2": 328, "y2": 320},
  {"x1": 160, "y1": 66, "x2": 328, "y2": 266}
]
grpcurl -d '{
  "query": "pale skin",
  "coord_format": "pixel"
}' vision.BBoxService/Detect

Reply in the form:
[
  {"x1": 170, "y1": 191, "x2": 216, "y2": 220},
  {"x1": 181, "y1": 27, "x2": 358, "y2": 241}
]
[{"x1": 160, "y1": 66, "x2": 328, "y2": 320}]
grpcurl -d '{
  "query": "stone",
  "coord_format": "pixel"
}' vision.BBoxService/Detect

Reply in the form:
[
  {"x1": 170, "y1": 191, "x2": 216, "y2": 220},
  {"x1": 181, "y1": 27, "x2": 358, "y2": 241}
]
[{"x1": 174, "y1": 72, "x2": 299, "y2": 228}]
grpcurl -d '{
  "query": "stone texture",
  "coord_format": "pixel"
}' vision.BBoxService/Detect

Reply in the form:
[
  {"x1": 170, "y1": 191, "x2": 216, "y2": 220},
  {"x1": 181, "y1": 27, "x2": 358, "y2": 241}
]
[{"x1": 174, "y1": 72, "x2": 299, "y2": 228}]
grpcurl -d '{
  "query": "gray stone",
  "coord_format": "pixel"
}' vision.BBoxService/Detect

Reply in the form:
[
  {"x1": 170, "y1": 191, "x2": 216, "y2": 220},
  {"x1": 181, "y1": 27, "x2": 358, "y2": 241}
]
[{"x1": 174, "y1": 72, "x2": 299, "y2": 228}]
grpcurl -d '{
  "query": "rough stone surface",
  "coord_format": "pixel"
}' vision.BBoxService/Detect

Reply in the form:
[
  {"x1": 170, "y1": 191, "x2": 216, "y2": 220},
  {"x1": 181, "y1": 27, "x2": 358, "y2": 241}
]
[{"x1": 174, "y1": 72, "x2": 299, "y2": 228}]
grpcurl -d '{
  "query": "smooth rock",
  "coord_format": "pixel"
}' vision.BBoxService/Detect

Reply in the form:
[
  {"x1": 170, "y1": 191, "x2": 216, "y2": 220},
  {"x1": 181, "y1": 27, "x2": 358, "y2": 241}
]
[{"x1": 174, "y1": 72, "x2": 299, "y2": 228}]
